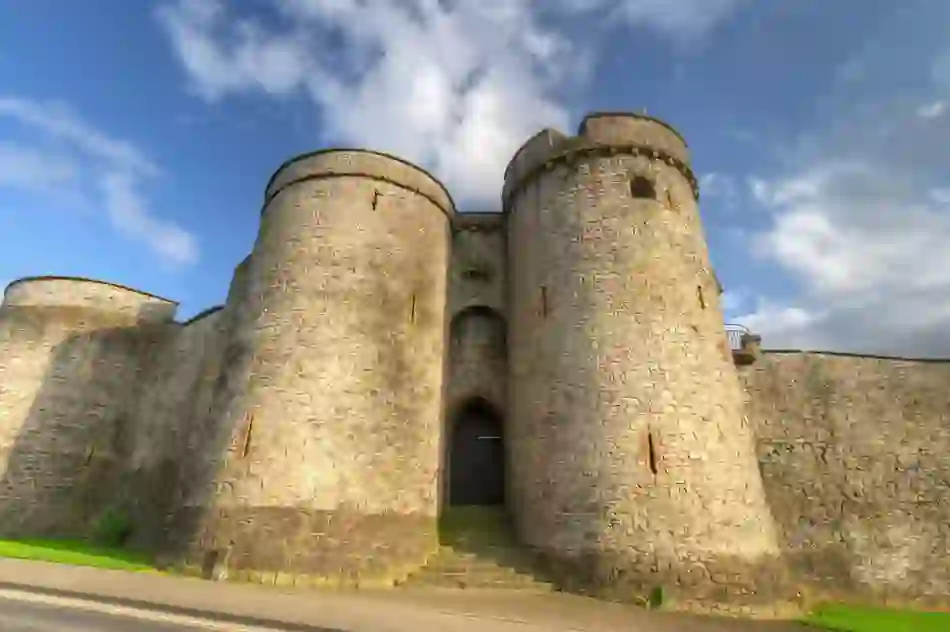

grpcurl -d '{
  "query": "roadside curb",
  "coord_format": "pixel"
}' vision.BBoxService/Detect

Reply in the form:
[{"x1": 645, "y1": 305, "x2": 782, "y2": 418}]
[{"x1": 0, "y1": 582, "x2": 343, "y2": 631}]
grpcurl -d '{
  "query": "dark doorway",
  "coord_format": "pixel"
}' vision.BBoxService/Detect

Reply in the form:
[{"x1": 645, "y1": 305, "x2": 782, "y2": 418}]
[{"x1": 449, "y1": 398, "x2": 505, "y2": 506}]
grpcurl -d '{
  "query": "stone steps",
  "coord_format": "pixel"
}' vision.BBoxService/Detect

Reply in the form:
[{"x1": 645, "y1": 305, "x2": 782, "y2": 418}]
[{"x1": 398, "y1": 507, "x2": 555, "y2": 593}]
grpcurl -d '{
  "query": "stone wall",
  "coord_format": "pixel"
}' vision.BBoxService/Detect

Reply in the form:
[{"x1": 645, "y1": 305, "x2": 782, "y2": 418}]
[
  {"x1": 124, "y1": 307, "x2": 228, "y2": 550},
  {"x1": 504, "y1": 113, "x2": 788, "y2": 608},
  {"x1": 740, "y1": 351, "x2": 950, "y2": 605},
  {"x1": 171, "y1": 150, "x2": 454, "y2": 587},
  {"x1": 0, "y1": 278, "x2": 176, "y2": 538},
  {"x1": 449, "y1": 213, "x2": 506, "y2": 317}
]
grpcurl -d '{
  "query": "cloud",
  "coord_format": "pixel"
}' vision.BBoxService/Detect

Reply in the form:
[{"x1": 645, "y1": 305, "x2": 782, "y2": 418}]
[
  {"x1": 700, "y1": 172, "x2": 741, "y2": 210},
  {"x1": 155, "y1": 0, "x2": 746, "y2": 208},
  {"x1": 553, "y1": 0, "x2": 746, "y2": 43},
  {"x1": 0, "y1": 97, "x2": 198, "y2": 266},
  {"x1": 0, "y1": 142, "x2": 78, "y2": 192},
  {"x1": 917, "y1": 100, "x2": 947, "y2": 119},
  {"x1": 737, "y1": 109, "x2": 950, "y2": 357}
]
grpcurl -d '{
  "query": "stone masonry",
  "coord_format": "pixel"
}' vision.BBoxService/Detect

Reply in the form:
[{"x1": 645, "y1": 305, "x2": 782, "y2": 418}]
[{"x1": 0, "y1": 112, "x2": 947, "y2": 609}]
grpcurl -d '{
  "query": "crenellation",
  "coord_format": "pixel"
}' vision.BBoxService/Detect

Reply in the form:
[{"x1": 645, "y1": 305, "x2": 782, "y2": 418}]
[{"x1": 0, "y1": 111, "x2": 947, "y2": 612}]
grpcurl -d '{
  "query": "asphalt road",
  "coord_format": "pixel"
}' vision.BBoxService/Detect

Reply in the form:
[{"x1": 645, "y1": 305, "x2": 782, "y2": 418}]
[{"x1": 0, "y1": 593, "x2": 295, "y2": 631}]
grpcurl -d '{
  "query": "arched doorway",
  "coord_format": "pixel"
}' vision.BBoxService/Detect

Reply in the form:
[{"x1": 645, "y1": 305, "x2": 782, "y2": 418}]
[{"x1": 449, "y1": 398, "x2": 505, "y2": 506}]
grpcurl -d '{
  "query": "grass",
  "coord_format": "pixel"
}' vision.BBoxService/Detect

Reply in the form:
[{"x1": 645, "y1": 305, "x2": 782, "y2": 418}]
[
  {"x1": 803, "y1": 603, "x2": 950, "y2": 632},
  {"x1": 0, "y1": 538, "x2": 156, "y2": 572}
]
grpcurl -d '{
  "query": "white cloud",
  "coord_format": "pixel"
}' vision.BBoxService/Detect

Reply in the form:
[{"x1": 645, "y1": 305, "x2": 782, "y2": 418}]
[
  {"x1": 554, "y1": 0, "x2": 746, "y2": 43},
  {"x1": 738, "y1": 114, "x2": 950, "y2": 357},
  {"x1": 917, "y1": 100, "x2": 947, "y2": 119},
  {"x1": 700, "y1": 172, "x2": 741, "y2": 209},
  {"x1": 0, "y1": 142, "x2": 78, "y2": 192},
  {"x1": 155, "y1": 0, "x2": 746, "y2": 208},
  {"x1": 0, "y1": 97, "x2": 198, "y2": 266}
]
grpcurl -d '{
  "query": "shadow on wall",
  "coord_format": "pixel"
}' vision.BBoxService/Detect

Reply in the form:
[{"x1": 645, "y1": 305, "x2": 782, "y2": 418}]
[{"x1": 0, "y1": 306, "x2": 160, "y2": 540}]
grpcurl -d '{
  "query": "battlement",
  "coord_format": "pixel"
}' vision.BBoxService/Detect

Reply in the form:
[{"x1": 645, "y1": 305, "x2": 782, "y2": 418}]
[
  {"x1": 502, "y1": 112, "x2": 698, "y2": 212},
  {"x1": 2, "y1": 276, "x2": 178, "y2": 323},
  {"x1": 263, "y1": 149, "x2": 456, "y2": 219}
]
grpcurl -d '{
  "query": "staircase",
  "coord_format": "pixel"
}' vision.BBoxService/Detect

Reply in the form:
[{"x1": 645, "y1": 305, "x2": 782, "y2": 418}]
[{"x1": 398, "y1": 506, "x2": 555, "y2": 592}]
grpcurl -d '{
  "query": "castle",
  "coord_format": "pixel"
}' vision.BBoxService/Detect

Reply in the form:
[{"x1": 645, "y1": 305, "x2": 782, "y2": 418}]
[{"x1": 1, "y1": 112, "x2": 948, "y2": 611}]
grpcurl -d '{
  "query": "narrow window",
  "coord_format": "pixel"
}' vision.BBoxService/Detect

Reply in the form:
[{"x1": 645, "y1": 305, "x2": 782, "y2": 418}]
[
  {"x1": 410, "y1": 294, "x2": 417, "y2": 324},
  {"x1": 666, "y1": 188, "x2": 675, "y2": 207},
  {"x1": 647, "y1": 432, "x2": 658, "y2": 476},
  {"x1": 371, "y1": 190, "x2": 380, "y2": 210},
  {"x1": 697, "y1": 285, "x2": 706, "y2": 309},
  {"x1": 540, "y1": 286, "x2": 548, "y2": 319},
  {"x1": 241, "y1": 414, "x2": 254, "y2": 458},
  {"x1": 630, "y1": 175, "x2": 656, "y2": 199}
]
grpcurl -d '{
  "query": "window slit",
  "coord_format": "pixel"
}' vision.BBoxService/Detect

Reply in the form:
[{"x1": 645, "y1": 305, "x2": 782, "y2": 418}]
[{"x1": 647, "y1": 432, "x2": 658, "y2": 476}]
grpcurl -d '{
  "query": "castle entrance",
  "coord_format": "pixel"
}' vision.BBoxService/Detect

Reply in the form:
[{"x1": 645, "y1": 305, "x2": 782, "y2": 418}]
[{"x1": 449, "y1": 398, "x2": 505, "y2": 506}]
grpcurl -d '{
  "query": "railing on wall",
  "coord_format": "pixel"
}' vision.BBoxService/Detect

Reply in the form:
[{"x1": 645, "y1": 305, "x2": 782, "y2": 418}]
[{"x1": 724, "y1": 323, "x2": 750, "y2": 351}]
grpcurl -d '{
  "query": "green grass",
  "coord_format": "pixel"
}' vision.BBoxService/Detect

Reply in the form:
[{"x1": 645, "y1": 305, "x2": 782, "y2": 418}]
[
  {"x1": 803, "y1": 603, "x2": 950, "y2": 632},
  {"x1": 0, "y1": 539, "x2": 156, "y2": 572}
]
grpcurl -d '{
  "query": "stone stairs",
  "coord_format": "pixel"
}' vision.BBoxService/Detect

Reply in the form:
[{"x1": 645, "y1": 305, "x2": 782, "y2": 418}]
[{"x1": 398, "y1": 507, "x2": 555, "y2": 592}]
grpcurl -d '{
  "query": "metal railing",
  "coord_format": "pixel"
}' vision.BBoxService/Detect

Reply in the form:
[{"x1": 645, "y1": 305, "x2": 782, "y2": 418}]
[{"x1": 724, "y1": 323, "x2": 750, "y2": 351}]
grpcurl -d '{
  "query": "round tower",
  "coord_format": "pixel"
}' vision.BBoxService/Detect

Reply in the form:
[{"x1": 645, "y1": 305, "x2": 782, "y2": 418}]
[
  {"x1": 0, "y1": 277, "x2": 176, "y2": 537},
  {"x1": 504, "y1": 113, "x2": 787, "y2": 606},
  {"x1": 175, "y1": 150, "x2": 454, "y2": 586}
]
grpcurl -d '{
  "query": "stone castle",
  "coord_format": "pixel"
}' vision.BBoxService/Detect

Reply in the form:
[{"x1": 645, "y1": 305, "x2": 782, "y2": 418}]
[{"x1": 1, "y1": 112, "x2": 948, "y2": 611}]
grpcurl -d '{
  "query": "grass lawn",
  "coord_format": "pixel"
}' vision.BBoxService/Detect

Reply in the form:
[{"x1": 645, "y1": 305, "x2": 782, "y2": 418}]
[
  {"x1": 803, "y1": 603, "x2": 950, "y2": 632},
  {"x1": 0, "y1": 539, "x2": 156, "y2": 572}
]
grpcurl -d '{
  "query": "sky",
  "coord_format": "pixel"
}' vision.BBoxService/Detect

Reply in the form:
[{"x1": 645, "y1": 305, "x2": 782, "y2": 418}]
[{"x1": 1, "y1": 0, "x2": 949, "y2": 357}]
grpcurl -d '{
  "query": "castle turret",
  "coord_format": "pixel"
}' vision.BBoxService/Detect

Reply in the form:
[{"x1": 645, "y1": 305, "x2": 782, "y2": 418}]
[
  {"x1": 504, "y1": 113, "x2": 787, "y2": 605},
  {"x1": 0, "y1": 277, "x2": 176, "y2": 537},
  {"x1": 173, "y1": 150, "x2": 454, "y2": 586}
]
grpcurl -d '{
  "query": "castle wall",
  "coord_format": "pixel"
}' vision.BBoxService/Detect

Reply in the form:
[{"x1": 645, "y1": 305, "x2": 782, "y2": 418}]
[
  {"x1": 0, "y1": 278, "x2": 176, "y2": 538},
  {"x1": 504, "y1": 114, "x2": 788, "y2": 607},
  {"x1": 173, "y1": 150, "x2": 454, "y2": 586},
  {"x1": 740, "y1": 351, "x2": 950, "y2": 603},
  {"x1": 449, "y1": 213, "x2": 507, "y2": 317},
  {"x1": 124, "y1": 307, "x2": 228, "y2": 550}
]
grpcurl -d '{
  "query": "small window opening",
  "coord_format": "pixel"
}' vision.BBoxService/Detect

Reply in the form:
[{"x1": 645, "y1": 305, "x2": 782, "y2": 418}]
[
  {"x1": 540, "y1": 285, "x2": 549, "y2": 319},
  {"x1": 462, "y1": 267, "x2": 491, "y2": 283},
  {"x1": 241, "y1": 414, "x2": 254, "y2": 458},
  {"x1": 630, "y1": 175, "x2": 656, "y2": 199},
  {"x1": 371, "y1": 190, "x2": 380, "y2": 210},
  {"x1": 647, "y1": 431, "x2": 658, "y2": 476},
  {"x1": 666, "y1": 188, "x2": 675, "y2": 207},
  {"x1": 410, "y1": 294, "x2": 417, "y2": 324},
  {"x1": 697, "y1": 285, "x2": 706, "y2": 310}
]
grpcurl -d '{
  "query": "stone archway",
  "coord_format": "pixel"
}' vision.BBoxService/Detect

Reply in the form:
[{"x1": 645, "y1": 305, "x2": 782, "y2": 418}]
[{"x1": 448, "y1": 397, "x2": 505, "y2": 507}]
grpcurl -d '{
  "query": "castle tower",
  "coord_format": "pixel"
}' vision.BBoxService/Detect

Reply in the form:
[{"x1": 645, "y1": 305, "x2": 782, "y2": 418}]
[
  {"x1": 174, "y1": 150, "x2": 455, "y2": 585},
  {"x1": 504, "y1": 113, "x2": 786, "y2": 603},
  {"x1": 0, "y1": 277, "x2": 176, "y2": 537}
]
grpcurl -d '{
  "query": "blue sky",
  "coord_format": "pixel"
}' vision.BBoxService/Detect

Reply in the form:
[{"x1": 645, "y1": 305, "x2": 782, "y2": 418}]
[{"x1": 2, "y1": 0, "x2": 949, "y2": 356}]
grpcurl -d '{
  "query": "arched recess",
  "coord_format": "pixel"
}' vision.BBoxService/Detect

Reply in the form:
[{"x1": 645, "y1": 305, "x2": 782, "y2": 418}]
[
  {"x1": 447, "y1": 396, "x2": 505, "y2": 506},
  {"x1": 447, "y1": 306, "x2": 507, "y2": 411}
]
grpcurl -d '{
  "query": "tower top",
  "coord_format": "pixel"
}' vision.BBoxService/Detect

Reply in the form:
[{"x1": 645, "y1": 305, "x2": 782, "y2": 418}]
[{"x1": 502, "y1": 112, "x2": 697, "y2": 212}]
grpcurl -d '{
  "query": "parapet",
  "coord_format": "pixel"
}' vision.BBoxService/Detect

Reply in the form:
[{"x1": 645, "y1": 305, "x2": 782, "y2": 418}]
[
  {"x1": 263, "y1": 149, "x2": 456, "y2": 219},
  {"x1": 454, "y1": 212, "x2": 506, "y2": 233},
  {"x1": 502, "y1": 112, "x2": 698, "y2": 212},
  {"x1": 2, "y1": 276, "x2": 178, "y2": 324}
]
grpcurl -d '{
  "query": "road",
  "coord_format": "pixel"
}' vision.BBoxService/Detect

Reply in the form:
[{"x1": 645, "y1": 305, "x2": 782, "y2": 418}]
[{"x1": 0, "y1": 593, "x2": 305, "y2": 632}]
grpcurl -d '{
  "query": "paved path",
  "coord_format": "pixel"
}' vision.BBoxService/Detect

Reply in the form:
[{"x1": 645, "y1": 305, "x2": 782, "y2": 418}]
[{"x1": 0, "y1": 558, "x2": 813, "y2": 632}]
